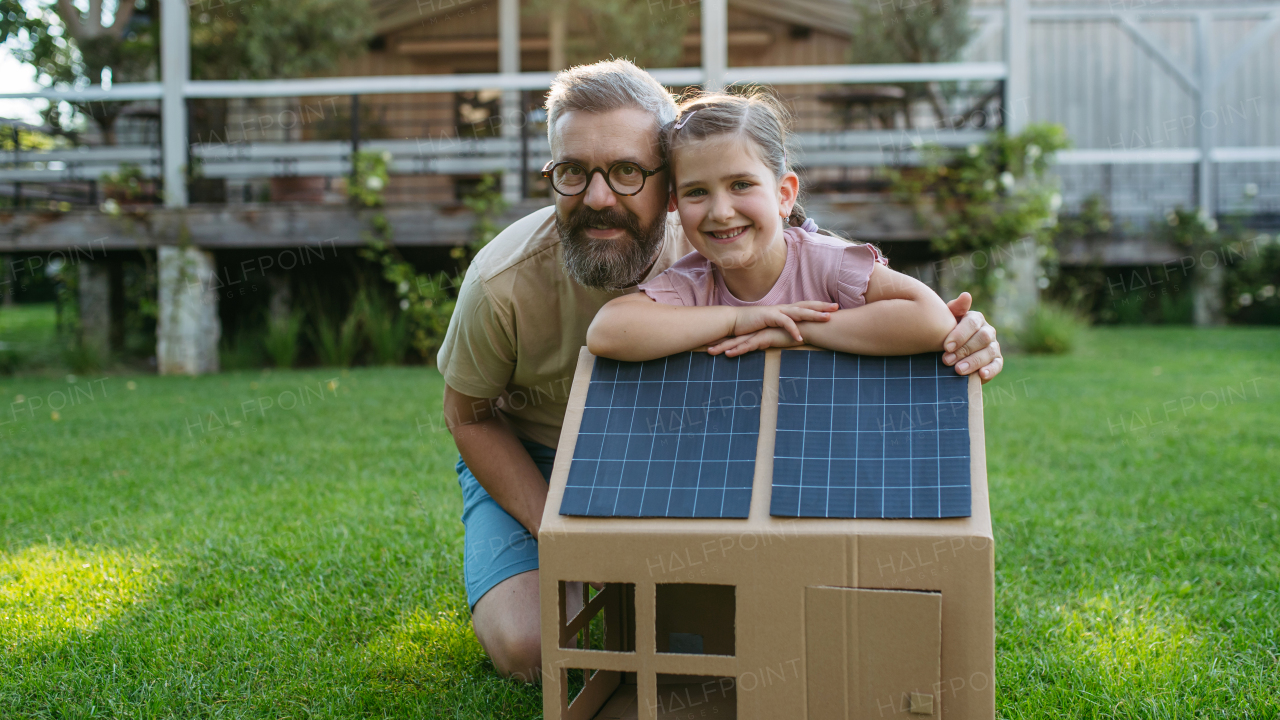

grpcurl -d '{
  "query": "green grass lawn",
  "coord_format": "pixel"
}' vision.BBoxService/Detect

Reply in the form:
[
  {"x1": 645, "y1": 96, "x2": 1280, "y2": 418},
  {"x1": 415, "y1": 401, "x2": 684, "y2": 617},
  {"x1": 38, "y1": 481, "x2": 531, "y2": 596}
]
[
  {"x1": 1, "y1": 324, "x2": 1277, "y2": 718},
  {"x1": 0, "y1": 304, "x2": 65, "y2": 372}
]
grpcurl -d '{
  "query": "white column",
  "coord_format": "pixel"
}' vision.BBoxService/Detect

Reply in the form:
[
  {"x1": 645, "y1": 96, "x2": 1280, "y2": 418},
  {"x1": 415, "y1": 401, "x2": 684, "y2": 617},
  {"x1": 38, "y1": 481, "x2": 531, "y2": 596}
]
[
  {"x1": 161, "y1": 0, "x2": 189, "y2": 208},
  {"x1": 499, "y1": 0, "x2": 522, "y2": 202},
  {"x1": 1193, "y1": 263, "x2": 1226, "y2": 327},
  {"x1": 993, "y1": 238, "x2": 1041, "y2": 332},
  {"x1": 157, "y1": 246, "x2": 221, "y2": 375},
  {"x1": 1195, "y1": 11, "x2": 1213, "y2": 219},
  {"x1": 1192, "y1": 13, "x2": 1222, "y2": 327},
  {"x1": 1004, "y1": 0, "x2": 1030, "y2": 134},
  {"x1": 701, "y1": 0, "x2": 727, "y2": 91}
]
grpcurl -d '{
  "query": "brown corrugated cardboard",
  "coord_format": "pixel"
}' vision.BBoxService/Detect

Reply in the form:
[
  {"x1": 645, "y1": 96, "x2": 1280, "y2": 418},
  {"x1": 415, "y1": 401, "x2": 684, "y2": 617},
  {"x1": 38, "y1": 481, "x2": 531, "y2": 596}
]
[
  {"x1": 540, "y1": 347, "x2": 994, "y2": 720},
  {"x1": 805, "y1": 587, "x2": 941, "y2": 717}
]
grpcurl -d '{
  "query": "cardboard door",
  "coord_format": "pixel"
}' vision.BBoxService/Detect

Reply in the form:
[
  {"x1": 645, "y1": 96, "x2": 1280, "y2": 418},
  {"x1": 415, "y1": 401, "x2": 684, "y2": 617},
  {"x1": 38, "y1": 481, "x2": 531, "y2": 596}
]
[{"x1": 805, "y1": 587, "x2": 942, "y2": 719}]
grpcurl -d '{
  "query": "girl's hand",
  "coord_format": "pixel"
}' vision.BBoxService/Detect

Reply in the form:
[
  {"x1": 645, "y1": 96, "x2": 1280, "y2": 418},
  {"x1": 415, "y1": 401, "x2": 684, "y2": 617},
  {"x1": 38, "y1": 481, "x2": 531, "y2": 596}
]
[
  {"x1": 732, "y1": 302, "x2": 837, "y2": 343},
  {"x1": 709, "y1": 327, "x2": 804, "y2": 356}
]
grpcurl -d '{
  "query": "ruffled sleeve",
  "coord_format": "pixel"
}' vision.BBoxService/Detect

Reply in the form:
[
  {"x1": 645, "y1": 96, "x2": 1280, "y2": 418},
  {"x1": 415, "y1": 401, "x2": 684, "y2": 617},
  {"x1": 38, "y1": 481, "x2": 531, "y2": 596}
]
[
  {"x1": 835, "y1": 241, "x2": 888, "y2": 309},
  {"x1": 638, "y1": 251, "x2": 716, "y2": 306},
  {"x1": 638, "y1": 270, "x2": 689, "y2": 306}
]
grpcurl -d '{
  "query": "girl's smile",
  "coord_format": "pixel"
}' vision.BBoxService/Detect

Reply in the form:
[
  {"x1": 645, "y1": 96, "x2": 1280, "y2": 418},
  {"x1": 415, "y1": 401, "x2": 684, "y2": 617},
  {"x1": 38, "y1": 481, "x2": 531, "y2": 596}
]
[{"x1": 705, "y1": 224, "x2": 751, "y2": 243}]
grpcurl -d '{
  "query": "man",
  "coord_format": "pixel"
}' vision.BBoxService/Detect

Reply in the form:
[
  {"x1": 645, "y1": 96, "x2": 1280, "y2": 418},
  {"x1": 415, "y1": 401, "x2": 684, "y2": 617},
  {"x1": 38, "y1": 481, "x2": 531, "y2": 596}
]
[{"x1": 437, "y1": 59, "x2": 1004, "y2": 681}]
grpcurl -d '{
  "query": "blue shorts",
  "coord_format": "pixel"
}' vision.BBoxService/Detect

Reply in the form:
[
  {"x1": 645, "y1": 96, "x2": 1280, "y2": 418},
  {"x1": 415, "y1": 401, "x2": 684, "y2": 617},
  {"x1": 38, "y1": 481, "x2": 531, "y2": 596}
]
[{"x1": 457, "y1": 439, "x2": 556, "y2": 609}]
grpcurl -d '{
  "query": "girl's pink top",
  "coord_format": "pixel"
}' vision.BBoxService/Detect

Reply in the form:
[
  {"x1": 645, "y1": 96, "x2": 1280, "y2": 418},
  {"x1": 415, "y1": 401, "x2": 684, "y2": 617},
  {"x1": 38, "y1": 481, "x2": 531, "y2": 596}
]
[{"x1": 638, "y1": 218, "x2": 888, "y2": 308}]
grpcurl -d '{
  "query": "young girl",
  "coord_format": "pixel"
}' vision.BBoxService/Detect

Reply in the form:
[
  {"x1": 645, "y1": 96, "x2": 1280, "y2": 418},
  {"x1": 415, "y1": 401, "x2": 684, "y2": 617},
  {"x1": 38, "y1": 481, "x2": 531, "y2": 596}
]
[{"x1": 586, "y1": 91, "x2": 956, "y2": 361}]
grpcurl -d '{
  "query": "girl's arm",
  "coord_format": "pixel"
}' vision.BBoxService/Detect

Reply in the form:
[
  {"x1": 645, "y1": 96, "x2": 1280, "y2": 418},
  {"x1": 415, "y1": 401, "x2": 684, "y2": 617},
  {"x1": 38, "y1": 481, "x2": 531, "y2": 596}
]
[
  {"x1": 587, "y1": 292, "x2": 837, "y2": 361},
  {"x1": 709, "y1": 264, "x2": 956, "y2": 356}
]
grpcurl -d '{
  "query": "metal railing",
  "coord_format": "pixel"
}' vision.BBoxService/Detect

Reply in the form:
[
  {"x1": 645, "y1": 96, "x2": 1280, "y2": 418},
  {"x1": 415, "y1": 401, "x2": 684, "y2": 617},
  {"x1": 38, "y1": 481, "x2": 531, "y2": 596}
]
[
  {"x1": 2, "y1": 0, "x2": 1278, "y2": 224},
  {"x1": 2, "y1": 70, "x2": 1010, "y2": 202}
]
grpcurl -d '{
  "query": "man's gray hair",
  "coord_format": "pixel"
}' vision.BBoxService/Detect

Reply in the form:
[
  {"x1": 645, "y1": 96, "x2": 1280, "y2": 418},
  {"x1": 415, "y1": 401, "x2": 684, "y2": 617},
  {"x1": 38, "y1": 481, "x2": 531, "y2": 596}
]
[{"x1": 544, "y1": 59, "x2": 677, "y2": 149}]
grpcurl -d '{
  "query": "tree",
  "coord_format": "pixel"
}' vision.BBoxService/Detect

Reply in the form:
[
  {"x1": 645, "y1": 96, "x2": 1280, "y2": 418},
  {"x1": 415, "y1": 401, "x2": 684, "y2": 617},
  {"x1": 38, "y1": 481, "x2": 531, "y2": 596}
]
[
  {"x1": 848, "y1": 0, "x2": 979, "y2": 127},
  {"x1": 1, "y1": 0, "x2": 372, "y2": 144},
  {"x1": 1, "y1": 0, "x2": 155, "y2": 144}
]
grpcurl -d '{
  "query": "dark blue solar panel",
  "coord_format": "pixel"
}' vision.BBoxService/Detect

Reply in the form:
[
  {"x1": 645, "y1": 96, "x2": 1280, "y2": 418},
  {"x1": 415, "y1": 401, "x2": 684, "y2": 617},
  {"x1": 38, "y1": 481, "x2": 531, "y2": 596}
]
[
  {"x1": 770, "y1": 350, "x2": 971, "y2": 519},
  {"x1": 561, "y1": 351, "x2": 765, "y2": 518}
]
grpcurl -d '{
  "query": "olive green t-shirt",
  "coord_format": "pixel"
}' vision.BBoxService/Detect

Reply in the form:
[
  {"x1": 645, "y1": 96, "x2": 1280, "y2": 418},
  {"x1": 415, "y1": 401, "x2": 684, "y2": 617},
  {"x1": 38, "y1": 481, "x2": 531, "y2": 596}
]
[{"x1": 436, "y1": 205, "x2": 692, "y2": 449}]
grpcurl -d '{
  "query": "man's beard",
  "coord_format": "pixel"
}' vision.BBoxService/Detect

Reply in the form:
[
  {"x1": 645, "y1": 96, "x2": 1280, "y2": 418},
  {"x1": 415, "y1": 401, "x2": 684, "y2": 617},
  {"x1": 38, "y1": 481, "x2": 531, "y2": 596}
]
[{"x1": 558, "y1": 204, "x2": 666, "y2": 291}]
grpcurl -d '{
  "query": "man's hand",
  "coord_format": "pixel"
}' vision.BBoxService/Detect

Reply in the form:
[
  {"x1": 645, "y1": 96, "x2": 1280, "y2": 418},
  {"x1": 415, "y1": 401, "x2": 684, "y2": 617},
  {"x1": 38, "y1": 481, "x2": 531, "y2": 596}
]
[
  {"x1": 708, "y1": 327, "x2": 803, "y2": 357},
  {"x1": 942, "y1": 292, "x2": 1003, "y2": 383}
]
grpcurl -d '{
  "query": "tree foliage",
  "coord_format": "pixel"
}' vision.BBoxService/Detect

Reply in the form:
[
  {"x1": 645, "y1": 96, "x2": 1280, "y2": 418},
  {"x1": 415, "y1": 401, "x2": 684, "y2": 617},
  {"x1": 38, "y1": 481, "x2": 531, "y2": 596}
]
[
  {"x1": 189, "y1": 0, "x2": 372, "y2": 81},
  {"x1": 895, "y1": 123, "x2": 1070, "y2": 254},
  {"x1": 890, "y1": 123, "x2": 1071, "y2": 303},
  {"x1": 849, "y1": 0, "x2": 974, "y2": 65},
  {"x1": 848, "y1": 0, "x2": 978, "y2": 125},
  {"x1": 1, "y1": 0, "x2": 155, "y2": 142},
  {"x1": 1, "y1": 0, "x2": 372, "y2": 142},
  {"x1": 354, "y1": 154, "x2": 509, "y2": 363},
  {"x1": 526, "y1": 0, "x2": 694, "y2": 69}
]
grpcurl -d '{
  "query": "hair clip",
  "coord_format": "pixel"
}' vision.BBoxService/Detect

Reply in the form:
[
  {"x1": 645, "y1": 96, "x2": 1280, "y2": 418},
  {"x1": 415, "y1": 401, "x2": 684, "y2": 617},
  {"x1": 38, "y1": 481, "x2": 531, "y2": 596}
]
[{"x1": 673, "y1": 110, "x2": 697, "y2": 130}]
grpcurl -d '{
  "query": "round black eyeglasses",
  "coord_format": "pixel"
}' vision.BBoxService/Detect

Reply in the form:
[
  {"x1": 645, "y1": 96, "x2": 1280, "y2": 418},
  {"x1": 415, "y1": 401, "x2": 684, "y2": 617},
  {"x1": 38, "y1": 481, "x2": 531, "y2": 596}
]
[{"x1": 540, "y1": 160, "x2": 667, "y2": 197}]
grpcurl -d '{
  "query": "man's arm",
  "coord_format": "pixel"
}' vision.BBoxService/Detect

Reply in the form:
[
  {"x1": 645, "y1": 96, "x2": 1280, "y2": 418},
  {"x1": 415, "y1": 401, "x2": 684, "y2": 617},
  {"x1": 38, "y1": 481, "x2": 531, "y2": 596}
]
[{"x1": 444, "y1": 384, "x2": 550, "y2": 539}]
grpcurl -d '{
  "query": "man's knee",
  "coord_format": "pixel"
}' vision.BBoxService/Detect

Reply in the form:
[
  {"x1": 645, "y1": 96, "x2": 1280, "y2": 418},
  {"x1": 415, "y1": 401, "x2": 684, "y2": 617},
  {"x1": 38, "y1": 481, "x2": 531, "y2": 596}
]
[
  {"x1": 487, "y1": 624, "x2": 542, "y2": 682},
  {"x1": 472, "y1": 570, "x2": 543, "y2": 681}
]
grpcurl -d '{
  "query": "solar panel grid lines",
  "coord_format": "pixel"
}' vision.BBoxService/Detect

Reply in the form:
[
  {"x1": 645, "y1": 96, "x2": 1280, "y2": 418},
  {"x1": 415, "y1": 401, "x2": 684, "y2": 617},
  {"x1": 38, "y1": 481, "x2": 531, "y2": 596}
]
[
  {"x1": 770, "y1": 349, "x2": 972, "y2": 520},
  {"x1": 559, "y1": 350, "x2": 766, "y2": 518}
]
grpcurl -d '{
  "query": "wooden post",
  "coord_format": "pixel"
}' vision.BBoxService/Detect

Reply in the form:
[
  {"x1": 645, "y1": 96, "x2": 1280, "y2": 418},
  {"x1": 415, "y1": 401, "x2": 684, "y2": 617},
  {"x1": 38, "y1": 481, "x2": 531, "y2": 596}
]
[
  {"x1": 78, "y1": 261, "x2": 113, "y2": 356},
  {"x1": 12, "y1": 125, "x2": 22, "y2": 210},
  {"x1": 549, "y1": 0, "x2": 566, "y2": 72},
  {"x1": 520, "y1": 90, "x2": 530, "y2": 200},
  {"x1": 499, "y1": 0, "x2": 522, "y2": 203},
  {"x1": 1, "y1": 255, "x2": 14, "y2": 306},
  {"x1": 350, "y1": 94, "x2": 361, "y2": 184}
]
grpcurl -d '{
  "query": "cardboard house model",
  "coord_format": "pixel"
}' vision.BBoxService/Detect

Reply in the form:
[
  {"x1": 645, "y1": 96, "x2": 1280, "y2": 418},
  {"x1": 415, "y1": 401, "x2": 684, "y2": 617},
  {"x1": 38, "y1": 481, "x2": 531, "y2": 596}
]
[{"x1": 540, "y1": 347, "x2": 993, "y2": 720}]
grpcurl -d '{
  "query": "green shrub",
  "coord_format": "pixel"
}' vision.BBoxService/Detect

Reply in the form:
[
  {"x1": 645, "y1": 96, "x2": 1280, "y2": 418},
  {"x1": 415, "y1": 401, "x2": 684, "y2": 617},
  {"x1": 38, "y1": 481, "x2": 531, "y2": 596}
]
[
  {"x1": 62, "y1": 340, "x2": 102, "y2": 373},
  {"x1": 263, "y1": 311, "x2": 305, "y2": 369},
  {"x1": 309, "y1": 308, "x2": 361, "y2": 368},
  {"x1": 355, "y1": 290, "x2": 407, "y2": 366},
  {"x1": 1225, "y1": 233, "x2": 1280, "y2": 325},
  {"x1": 221, "y1": 325, "x2": 267, "y2": 371},
  {"x1": 359, "y1": 170, "x2": 507, "y2": 364},
  {"x1": 891, "y1": 123, "x2": 1071, "y2": 306},
  {"x1": 1111, "y1": 287, "x2": 1148, "y2": 325},
  {"x1": 0, "y1": 345, "x2": 25, "y2": 374},
  {"x1": 1019, "y1": 302, "x2": 1087, "y2": 354},
  {"x1": 1157, "y1": 288, "x2": 1194, "y2": 324}
]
